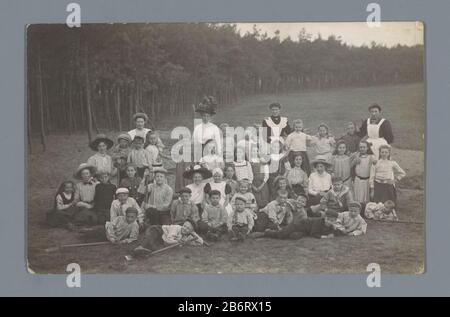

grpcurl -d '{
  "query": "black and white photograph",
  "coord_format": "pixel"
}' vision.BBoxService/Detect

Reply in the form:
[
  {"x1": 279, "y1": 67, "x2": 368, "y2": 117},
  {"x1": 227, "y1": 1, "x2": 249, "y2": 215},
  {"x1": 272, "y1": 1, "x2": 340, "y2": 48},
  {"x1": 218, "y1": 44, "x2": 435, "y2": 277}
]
[{"x1": 26, "y1": 21, "x2": 424, "y2": 274}]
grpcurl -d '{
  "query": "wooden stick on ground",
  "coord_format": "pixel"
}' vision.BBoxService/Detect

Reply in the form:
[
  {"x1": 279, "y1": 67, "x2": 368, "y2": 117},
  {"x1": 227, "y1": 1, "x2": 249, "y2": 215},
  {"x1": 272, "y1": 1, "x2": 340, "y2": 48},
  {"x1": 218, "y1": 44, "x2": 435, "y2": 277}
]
[{"x1": 45, "y1": 241, "x2": 110, "y2": 253}]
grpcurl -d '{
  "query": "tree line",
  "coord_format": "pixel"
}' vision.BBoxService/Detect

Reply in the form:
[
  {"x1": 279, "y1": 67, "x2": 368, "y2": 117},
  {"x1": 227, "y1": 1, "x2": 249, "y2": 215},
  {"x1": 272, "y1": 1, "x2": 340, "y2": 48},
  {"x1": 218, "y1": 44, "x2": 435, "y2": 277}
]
[{"x1": 27, "y1": 23, "x2": 424, "y2": 150}]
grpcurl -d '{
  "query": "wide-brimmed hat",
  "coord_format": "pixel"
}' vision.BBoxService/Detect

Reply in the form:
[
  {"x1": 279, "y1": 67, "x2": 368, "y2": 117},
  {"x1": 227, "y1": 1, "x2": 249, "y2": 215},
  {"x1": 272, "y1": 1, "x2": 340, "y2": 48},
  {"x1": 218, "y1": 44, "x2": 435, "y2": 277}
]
[
  {"x1": 195, "y1": 96, "x2": 217, "y2": 115},
  {"x1": 269, "y1": 102, "x2": 281, "y2": 109},
  {"x1": 183, "y1": 164, "x2": 212, "y2": 180},
  {"x1": 132, "y1": 112, "x2": 149, "y2": 122},
  {"x1": 89, "y1": 134, "x2": 114, "y2": 151},
  {"x1": 311, "y1": 157, "x2": 332, "y2": 168},
  {"x1": 117, "y1": 133, "x2": 131, "y2": 143},
  {"x1": 151, "y1": 166, "x2": 169, "y2": 175},
  {"x1": 73, "y1": 163, "x2": 97, "y2": 180}
]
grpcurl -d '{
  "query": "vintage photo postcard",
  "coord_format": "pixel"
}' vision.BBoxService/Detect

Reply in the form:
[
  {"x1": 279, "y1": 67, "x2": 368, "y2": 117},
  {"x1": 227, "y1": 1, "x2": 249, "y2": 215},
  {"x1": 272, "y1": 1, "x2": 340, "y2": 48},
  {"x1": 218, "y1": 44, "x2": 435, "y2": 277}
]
[{"x1": 26, "y1": 22, "x2": 424, "y2": 274}]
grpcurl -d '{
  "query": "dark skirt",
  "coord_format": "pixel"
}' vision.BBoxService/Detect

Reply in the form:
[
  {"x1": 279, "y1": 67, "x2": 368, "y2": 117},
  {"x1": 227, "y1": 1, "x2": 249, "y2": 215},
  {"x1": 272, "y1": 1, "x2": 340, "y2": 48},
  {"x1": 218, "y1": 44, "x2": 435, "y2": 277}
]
[
  {"x1": 374, "y1": 181, "x2": 397, "y2": 204},
  {"x1": 145, "y1": 208, "x2": 171, "y2": 226},
  {"x1": 46, "y1": 206, "x2": 78, "y2": 227}
]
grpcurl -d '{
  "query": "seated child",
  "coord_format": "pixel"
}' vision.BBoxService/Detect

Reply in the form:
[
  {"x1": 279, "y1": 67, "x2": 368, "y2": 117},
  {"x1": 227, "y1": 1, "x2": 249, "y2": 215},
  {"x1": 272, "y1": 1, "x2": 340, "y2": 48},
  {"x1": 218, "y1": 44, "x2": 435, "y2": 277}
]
[
  {"x1": 253, "y1": 189, "x2": 294, "y2": 232},
  {"x1": 170, "y1": 187, "x2": 200, "y2": 225},
  {"x1": 110, "y1": 187, "x2": 144, "y2": 226},
  {"x1": 264, "y1": 210, "x2": 339, "y2": 240},
  {"x1": 46, "y1": 180, "x2": 77, "y2": 229},
  {"x1": 227, "y1": 196, "x2": 254, "y2": 242},
  {"x1": 183, "y1": 165, "x2": 212, "y2": 217},
  {"x1": 93, "y1": 171, "x2": 117, "y2": 224},
  {"x1": 230, "y1": 179, "x2": 258, "y2": 216},
  {"x1": 310, "y1": 176, "x2": 353, "y2": 216},
  {"x1": 364, "y1": 200, "x2": 398, "y2": 221},
  {"x1": 105, "y1": 207, "x2": 140, "y2": 244},
  {"x1": 120, "y1": 163, "x2": 143, "y2": 204},
  {"x1": 198, "y1": 190, "x2": 228, "y2": 241},
  {"x1": 334, "y1": 201, "x2": 367, "y2": 236},
  {"x1": 133, "y1": 220, "x2": 203, "y2": 255},
  {"x1": 270, "y1": 176, "x2": 295, "y2": 201},
  {"x1": 73, "y1": 163, "x2": 99, "y2": 225}
]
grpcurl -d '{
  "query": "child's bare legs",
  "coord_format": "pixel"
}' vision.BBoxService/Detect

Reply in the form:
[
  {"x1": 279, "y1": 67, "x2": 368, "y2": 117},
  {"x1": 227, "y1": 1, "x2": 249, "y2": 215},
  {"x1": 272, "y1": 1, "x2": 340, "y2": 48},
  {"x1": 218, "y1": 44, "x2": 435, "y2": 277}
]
[{"x1": 230, "y1": 224, "x2": 248, "y2": 242}]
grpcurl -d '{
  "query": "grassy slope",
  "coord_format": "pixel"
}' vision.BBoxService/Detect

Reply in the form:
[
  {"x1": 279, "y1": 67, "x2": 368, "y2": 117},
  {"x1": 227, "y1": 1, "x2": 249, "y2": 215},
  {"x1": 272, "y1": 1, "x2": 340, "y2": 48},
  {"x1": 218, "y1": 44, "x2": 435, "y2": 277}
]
[{"x1": 27, "y1": 83, "x2": 425, "y2": 274}]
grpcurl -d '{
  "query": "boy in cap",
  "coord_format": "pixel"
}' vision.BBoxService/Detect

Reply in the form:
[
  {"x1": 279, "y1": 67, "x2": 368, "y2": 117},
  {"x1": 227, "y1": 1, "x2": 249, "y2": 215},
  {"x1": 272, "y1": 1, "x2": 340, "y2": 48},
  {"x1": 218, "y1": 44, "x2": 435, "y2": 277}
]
[
  {"x1": 110, "y1": 187, "x2": 144, "y2": 226},
  {"x1": 170, "y1": 187, "x2": 200, "y2": 225},
  {"x1": 334, "y1": 201, "x2": 367, "y2": 236},
  {"x1": 227, "y1": 196, "x2": 254, "y2": 242},
  {"x1": 310, "y1": 176, "x2": 353, "y2": 216}
]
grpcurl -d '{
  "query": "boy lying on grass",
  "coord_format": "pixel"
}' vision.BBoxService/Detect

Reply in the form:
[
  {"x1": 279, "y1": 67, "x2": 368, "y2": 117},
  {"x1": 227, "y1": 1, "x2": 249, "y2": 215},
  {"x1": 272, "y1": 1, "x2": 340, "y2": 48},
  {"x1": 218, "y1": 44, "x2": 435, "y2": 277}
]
[{"x1": 133, "y1": 219, "x2": 203, "y2": 256}]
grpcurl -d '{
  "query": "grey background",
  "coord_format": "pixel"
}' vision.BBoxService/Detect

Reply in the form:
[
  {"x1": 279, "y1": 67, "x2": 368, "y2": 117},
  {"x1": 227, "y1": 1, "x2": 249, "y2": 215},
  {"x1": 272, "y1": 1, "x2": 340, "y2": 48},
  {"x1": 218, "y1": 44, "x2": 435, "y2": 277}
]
[{"x1": 0, "y1": 0, "x2": 443, "y2": 296}]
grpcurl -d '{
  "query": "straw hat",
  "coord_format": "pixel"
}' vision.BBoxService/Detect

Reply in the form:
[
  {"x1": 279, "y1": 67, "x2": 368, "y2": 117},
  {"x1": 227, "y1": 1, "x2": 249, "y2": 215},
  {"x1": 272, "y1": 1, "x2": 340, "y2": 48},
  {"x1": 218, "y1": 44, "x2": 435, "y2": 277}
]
[
  {"x1": 311, "y1": 157, "x2": 332, "y2": 168},
  {"x1": 89, "y1": 134, "x2": 114, "y2": 151},
  {"x1": 73, "y1": 163, "x2": 97, "y2": 180},
  {"x1": 117, "y1": 133, "x2": 132, "y2": 143}
]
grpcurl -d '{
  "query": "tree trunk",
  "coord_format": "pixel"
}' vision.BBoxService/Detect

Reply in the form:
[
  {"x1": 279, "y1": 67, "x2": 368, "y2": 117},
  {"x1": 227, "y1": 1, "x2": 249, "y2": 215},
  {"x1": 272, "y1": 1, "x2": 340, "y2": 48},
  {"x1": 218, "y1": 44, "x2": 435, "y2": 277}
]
[
  {"x1": 115, "y1": 85, "x2": 122, "y2": 131},
  {"x1": 84, "y1": 48, "x2": 94, "y2": 143},
  {"x1": 37, "y1": 44, "x2": 46, "y2": 152}
]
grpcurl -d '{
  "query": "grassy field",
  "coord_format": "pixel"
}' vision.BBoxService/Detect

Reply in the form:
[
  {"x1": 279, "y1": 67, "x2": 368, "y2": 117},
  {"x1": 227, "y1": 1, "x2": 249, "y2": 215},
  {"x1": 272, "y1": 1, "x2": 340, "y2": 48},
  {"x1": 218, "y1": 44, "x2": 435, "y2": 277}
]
[{"x1": 27, "y1": 83, "x2": 425, "y2": 274}]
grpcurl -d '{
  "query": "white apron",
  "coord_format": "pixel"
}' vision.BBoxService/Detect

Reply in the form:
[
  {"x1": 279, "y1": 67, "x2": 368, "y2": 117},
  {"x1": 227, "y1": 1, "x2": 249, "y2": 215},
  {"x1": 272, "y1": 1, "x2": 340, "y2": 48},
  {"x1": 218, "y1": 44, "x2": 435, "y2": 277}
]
[
  {"x1": 264, "y1": 117, "x2": 288, "y2": 139},
  {"x1": 367, "y1": 118, "x2": 388, "y2": 159}
]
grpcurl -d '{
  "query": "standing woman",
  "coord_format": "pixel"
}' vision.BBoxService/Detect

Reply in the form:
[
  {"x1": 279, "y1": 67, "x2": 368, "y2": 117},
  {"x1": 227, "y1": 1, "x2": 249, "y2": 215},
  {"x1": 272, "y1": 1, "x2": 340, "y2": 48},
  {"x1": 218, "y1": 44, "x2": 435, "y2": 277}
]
[
  {"x1": 357, "y1": 103, "x2": 394, "y2": 160},
  {"x1": 192, "y1": 96, "x2": 222, "y2": 162},
  {"x1": 261, "y1": 102, "x2": 291, "y2": 144}
]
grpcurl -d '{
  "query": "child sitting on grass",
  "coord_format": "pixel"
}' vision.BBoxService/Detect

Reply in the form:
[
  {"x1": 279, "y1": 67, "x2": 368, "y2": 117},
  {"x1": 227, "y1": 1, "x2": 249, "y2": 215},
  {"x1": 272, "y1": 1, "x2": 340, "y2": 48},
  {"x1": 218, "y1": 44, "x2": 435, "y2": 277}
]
[
  {"x1": 364, "y1": 200, "x2": 398, "y2": 221},
  {"x1": 47, "y1": 180, "x2": 77, "y2": 229},
  {"x1": 109, "y1": 187, "x2": 144, "y2": 227},
  {"x1": 198, "y1": 190, "x2": 228, "y2": 241},
  {"x1": 105, "y1": 207, "x2": 140, "y2": 244},
  {"x1": 310, "y1": 176, "x2": 353, "y2": 216},
  {"x1": 334, "y1": 201, "x2": 367, "y2": 236},
  {"x1": 228, "y1": 196, "x2": 254, "y2": 242},
  {"x1": 230, "y1": 179, "x2": 258, "y2": 216},
  {"x1": 253, "y1": 189, "x2": 293, "y2": 232},
  {"x1": 133, "y1": 220, "x2": 203, "y2": 256}
]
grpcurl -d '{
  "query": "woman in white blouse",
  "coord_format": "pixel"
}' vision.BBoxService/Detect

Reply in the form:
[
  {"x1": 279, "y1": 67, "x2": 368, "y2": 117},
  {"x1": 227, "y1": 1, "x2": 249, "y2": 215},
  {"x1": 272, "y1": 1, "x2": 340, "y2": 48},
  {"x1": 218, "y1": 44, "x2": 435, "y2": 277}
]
[
  {"x1": 308, "y1": 157, "x2": 332, "y2": 206},
  {"x1": 192, "y1": 96, "x2": 222, "y2": 162}
]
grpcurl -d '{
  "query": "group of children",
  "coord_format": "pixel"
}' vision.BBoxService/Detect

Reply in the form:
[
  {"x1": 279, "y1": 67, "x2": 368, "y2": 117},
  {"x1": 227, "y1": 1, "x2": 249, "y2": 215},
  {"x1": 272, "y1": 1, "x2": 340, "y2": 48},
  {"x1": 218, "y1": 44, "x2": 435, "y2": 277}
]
[{"x1": 46, "y1": 104, "x2": 406, "y2": 254}]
